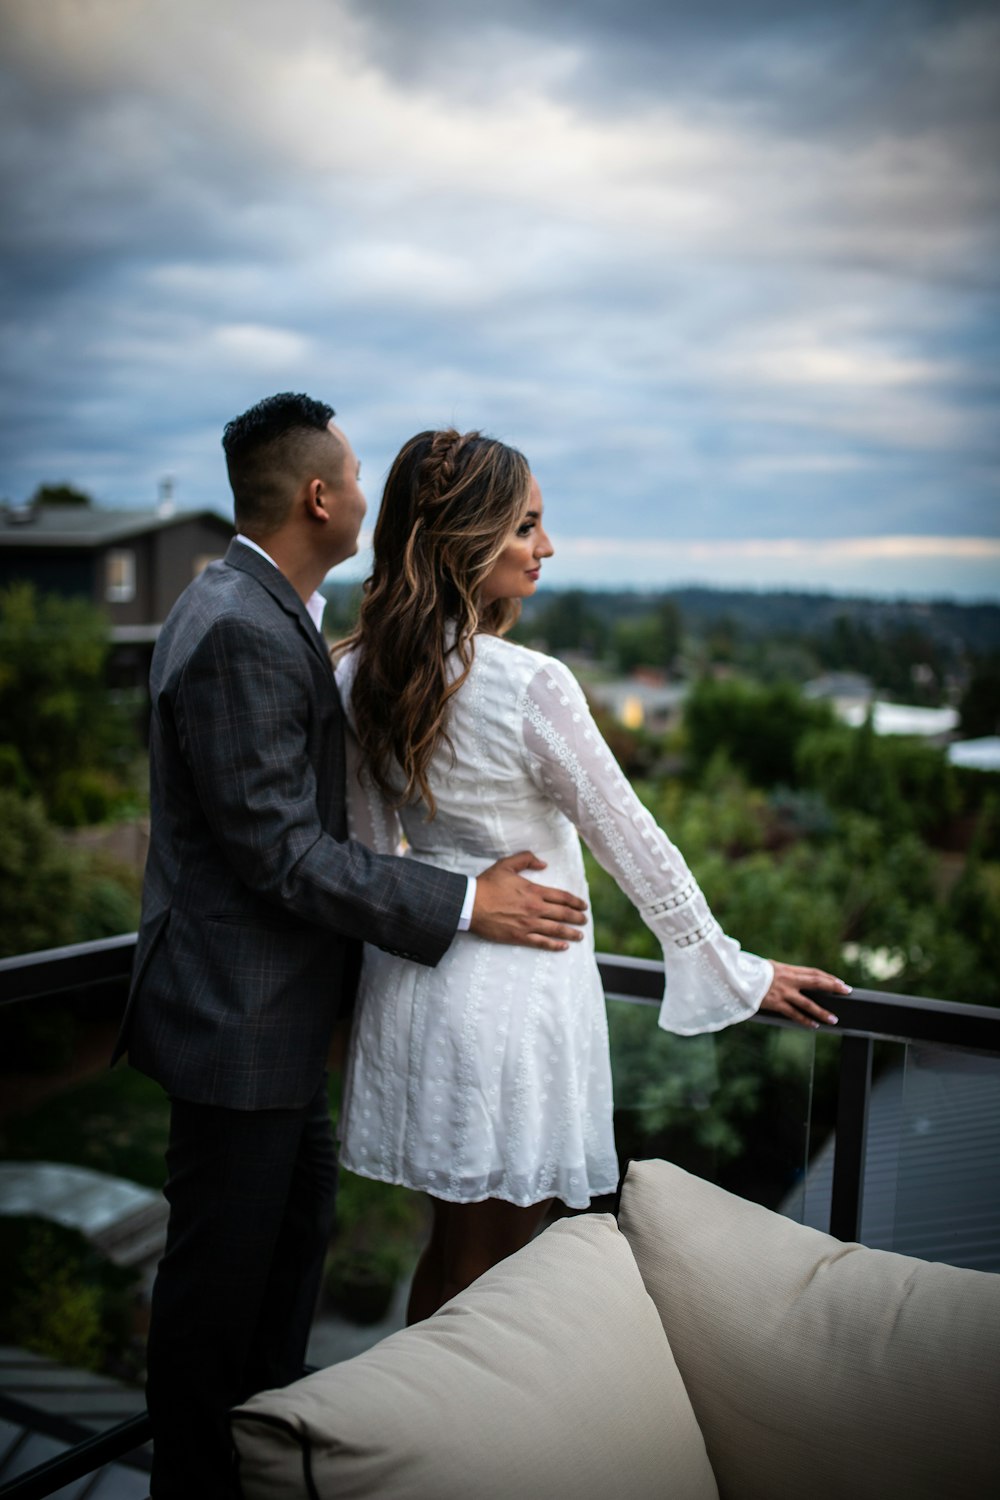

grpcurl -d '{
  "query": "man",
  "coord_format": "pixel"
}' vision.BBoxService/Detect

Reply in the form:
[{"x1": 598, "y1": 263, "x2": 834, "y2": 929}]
[{"x1": 113, "y1": 393, "x2": 587, "y2": 1497}]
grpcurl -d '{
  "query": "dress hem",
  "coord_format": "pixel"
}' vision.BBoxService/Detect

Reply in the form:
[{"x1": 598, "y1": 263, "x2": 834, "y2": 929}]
[{"x1": 338, "y1": 1156, "x2": 616, "y2": 1212}]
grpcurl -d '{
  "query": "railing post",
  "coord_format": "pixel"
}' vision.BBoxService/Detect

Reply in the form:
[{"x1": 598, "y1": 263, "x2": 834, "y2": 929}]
[{"x1": 829, "y1": 1035, "x2": 873, "y2": 1242}]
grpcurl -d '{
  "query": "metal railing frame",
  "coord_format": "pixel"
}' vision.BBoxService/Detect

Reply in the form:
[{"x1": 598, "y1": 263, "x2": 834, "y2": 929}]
[{"x1": 2, "y1": 934, "x2": 999, "y2": 1497}]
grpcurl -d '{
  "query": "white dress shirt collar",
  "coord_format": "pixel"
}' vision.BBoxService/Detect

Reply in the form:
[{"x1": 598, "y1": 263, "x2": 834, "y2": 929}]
[{"x1": 234, "y1": 534, "x2": 326, "y2": 634}]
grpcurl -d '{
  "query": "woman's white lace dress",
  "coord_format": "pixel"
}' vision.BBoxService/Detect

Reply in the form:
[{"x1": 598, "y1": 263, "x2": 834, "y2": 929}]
[{"x1": 335, "y1": 636, "x2": 772, "y2": 1209}]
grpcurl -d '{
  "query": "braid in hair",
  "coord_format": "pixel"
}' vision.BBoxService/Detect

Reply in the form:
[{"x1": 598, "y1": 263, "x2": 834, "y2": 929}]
[{"x1": 337, "y1": 429, "x2": 530, "y2": 817}]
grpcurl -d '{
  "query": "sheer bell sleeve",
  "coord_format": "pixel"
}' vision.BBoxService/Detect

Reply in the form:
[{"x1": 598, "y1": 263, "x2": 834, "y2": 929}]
[
  {"x1": 335, "y1": 652, "x2": 404, "y2": 857},
  {"x1": 518, "y1": 658, "x2": 773, "y2": 1035}
]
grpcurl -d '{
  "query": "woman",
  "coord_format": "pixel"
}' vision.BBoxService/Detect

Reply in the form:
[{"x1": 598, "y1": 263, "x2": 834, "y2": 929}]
[{"x1": 335, "y1": 428, "x2": 848, "y2": 1322}]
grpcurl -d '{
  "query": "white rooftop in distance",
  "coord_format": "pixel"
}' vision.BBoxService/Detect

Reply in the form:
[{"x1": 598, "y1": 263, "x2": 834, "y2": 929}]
[
  {"x1": 948, "y1": 736, "x2": 1000, "y2": 772},
  {"x1": 839, "y1": 701, "x2": 959, "y2": 737}
]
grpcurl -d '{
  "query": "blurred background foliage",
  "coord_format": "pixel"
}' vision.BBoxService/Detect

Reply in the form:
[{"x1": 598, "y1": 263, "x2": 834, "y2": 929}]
[
  {"x1": 588, "y1": 706, "x2": 997, "y2": 1010},
  {"x1": 0, "y1": 1216, "x2": 142, "y2": 1377},
  {"x1": 0, "y1": 583, "x2": 139, "y2": 821},
  {"x1": 0, "y1": 583, "x2": 144, "y2": 958}
]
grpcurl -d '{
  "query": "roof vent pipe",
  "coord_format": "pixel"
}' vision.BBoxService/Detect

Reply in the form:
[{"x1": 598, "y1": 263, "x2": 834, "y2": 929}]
[{"x1": 157, "y1": 476, "x2": 176, "y2": 518}]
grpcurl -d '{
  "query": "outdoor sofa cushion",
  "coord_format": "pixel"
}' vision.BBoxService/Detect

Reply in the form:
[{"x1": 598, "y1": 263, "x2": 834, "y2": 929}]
[
  {"x1": 232, "y1": 1211, "x2": 717, "y2": 1500},
  {"x1": 618, "y1": 1157, "x2": 1000, "y2": 1500}
]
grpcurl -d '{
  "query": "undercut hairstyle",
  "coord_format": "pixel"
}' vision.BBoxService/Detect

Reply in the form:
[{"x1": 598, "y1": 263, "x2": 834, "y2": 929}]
[
  {"x1": 339, "y1": 429, "x2": 531, "y2": 818},
  {"x1": 222, "y1": 392, "x2": 340, "y2": 534}
]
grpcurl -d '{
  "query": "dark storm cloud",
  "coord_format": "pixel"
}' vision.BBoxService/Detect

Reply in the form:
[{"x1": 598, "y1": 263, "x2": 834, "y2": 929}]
[
  {"x1": 344, "y1": 0, "x2": 1000, "y2": 284},
  {"x1": 0, "y1": 58, "x2": 274, "y2": 296},
  {"x1": 345, "y1": 0, "x2": 998, "y2": 132}
]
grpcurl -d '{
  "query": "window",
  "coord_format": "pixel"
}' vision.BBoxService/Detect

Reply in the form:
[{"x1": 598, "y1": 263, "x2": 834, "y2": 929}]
[{"x1": 106, "y1": 549, "x2": 136, "y2": 603}]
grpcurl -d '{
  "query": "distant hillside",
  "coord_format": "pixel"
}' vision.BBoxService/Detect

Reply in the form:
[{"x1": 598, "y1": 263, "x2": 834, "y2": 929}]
[
  {"x1": 518, "y1": 587, "x2": 1000, "y2": 656},
  {"x1": 322, "y1": 580, "x2": 1000, "y2": 653},
  {"x1": 321, "y1": 578, "x2": 999, "y2": 718}
]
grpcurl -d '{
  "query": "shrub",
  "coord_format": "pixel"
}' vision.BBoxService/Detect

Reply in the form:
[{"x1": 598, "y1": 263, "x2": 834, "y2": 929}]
[
  {"x1": 0, "y1": 582, "x2": 138, "y2": 820},
  {"x1": 49, "y1": 769, "x2": 120, "y2": 829},
  {"x1": 796, "y1": 717, "x2": 958, "y2": 837},
  {"x1": 0, "y1": 789, "x2": 140, "y2": 963},
  {"x1": 684, "y1": 677, "x2": 834, "y2": 788},
  {"x1": 0, "y1": 1218, "x2": 140, "y2": 1376},
  {"x1": 0, "y1": 791, "x2": 80, "y2": 957}
]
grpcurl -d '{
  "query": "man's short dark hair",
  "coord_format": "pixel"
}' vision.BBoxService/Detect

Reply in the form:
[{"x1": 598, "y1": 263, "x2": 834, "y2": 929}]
[{"x1": 222, "y1": 392, "x2": 340, "y2": 534}]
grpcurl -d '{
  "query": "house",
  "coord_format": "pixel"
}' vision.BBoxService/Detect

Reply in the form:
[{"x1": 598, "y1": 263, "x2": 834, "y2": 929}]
[
  {"x1": 586, "y1": 678, "x2": 687, "y2": 733},
  {"x1": 804, "y1": 672, "x2": 959, "y2": 744},
  {"x1": 802, "y1": 671, "x2": 874, "y2": 718},
  {"x1": 838, "y1": 700, "x2": 960, "y2": 740},
  {"x1": 948, "y1": 736, "x2": 1000, "y2": 773},
  {"x1": 0, "y1": 501, "x2": 234, "y2": 690}
]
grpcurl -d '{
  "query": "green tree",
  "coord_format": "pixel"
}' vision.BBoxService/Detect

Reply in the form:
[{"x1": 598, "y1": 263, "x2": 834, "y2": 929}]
[
  {"x1": 0, "y1": 793, "x2": 80, "y2": 957},
  {"x1": 0, "y1": 1219, "x2": 140, "y2": 1376},
  {"x1": 0, "y1": 583, "x2": 137, "y2": 821},
  {"x1": 0, "y1": 789, "x2": 140, "y2": 1073},
  {"x1": 813, "y1": 613, "x2": 949, "y2": 705},
  {"x1": 704, "y1": 613, "x2": 738, "y2": 665},
  {"x1": 531, "y1": 589, "x2": 608, "y2": 656},
  {"x1": 683, "y1": 677, "x2": 834, "y2": 787},
  {"x1": 958, "y1": 653, "x2": 1000, "y2": 738},
  {"x1": 0, "y1": 791, "x2": 140, "y2": 959},
  {"x1": 321, "y1": 583, "x2": 363, "y2": 641},
  {"x1": 29, "y1": 482, "x2": 93, "y2": 507},
  {"x1": 612, "y1": 600, "x2": 682, "y2": 674},
  {"x1": 911, "y1": 802, "x2": 1000, "y2": 1006},
  {"x1": 796, "y1": 715, "x2": 958, "y2": 837}
]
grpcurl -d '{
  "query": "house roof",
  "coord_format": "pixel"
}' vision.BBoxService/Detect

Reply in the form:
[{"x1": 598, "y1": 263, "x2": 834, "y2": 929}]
[
  {"x1": 803, "y1": 671, "x2": 874, "y2": 702},
  {"x1": 839, "y1": 700, "x2": 959, "y2": 737},
  {"x1": 948, "y1": 736, "x2": 1000, "y2": 772},
  {"x1": 0, "y1": 505, "x2": 232, "y2": 548}
]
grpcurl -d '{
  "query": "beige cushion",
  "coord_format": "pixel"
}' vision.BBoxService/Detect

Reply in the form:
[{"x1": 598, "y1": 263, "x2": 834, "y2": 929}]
[
  {"x1": 618, "y1": 1157, "x2": 1000, "y2": 1500},
  {"x1": 232, "y1": 1212, "x2": 718, "y2": 1500}
]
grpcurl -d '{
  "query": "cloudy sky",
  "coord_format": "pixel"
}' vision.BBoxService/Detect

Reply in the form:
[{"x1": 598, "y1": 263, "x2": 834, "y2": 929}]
[{"x1": 1, "y1": 0, "x2": 998, "y2": 597}]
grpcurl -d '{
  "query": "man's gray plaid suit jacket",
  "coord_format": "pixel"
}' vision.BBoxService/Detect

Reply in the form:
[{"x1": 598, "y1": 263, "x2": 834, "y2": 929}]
[{"x1": 114, "y1": 538, "x2": 466, "y2": 1110}]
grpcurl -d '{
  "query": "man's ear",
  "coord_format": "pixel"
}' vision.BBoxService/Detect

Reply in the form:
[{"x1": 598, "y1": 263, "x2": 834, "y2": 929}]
[{"x1": 304, "y1": 478, "x2": 330, "y2": 523}]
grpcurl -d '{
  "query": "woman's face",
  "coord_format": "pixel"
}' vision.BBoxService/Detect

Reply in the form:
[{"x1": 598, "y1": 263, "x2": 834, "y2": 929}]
[{"x1": 479, "y1": 477, "x2": 554, "y2": 606}]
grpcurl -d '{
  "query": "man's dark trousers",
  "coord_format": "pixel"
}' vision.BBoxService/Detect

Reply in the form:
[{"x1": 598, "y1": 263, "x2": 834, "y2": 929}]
[{"x1": 145, "y1": 1078, "x2": 337, "y2": 1498}]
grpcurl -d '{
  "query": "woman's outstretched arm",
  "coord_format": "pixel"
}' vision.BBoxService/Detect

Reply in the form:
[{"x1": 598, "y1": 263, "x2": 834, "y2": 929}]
[{"x1": 519, "y1": 657, "x2": 847, "y2": 1032}]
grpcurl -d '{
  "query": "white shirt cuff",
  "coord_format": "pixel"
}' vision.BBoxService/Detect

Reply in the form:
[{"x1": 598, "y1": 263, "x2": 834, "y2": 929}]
[{"x1": 457, "y1": 876, "x2": 477, "y2": 931}]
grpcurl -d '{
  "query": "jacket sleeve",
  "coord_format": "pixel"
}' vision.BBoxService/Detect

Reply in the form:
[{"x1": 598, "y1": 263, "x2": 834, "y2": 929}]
[
  {"x1": 172, "y1": 614, "x2": 464, "y2": 965},
  {"x1": 518, "y1": 656, "x2": 772, "y2": 1034}
]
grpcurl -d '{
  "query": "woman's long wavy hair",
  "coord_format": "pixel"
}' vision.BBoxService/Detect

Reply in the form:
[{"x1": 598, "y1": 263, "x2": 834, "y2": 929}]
[{"x1": 338, "y1": 428, "x2": 531, "y2": 817}]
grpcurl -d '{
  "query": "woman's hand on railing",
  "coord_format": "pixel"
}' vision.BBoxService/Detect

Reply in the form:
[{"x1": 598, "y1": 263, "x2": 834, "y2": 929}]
[{"x1": 758, "y1": 962, "x2": 851, "y2": 1028}]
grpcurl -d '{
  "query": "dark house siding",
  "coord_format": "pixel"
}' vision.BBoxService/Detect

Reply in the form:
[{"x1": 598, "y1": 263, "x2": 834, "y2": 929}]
[
  {"x1": 101, "y1": 532, "x2": 152, "y2": 628},
  {"x1": 0, "y1": 550, "x2": 94, "y2": 596},
  {"x1": 153, "y1": 515, "x2": 231, "y2": 622},
  {"x1": 0, "y1": 510, "x2": 233, "y2": 629}
]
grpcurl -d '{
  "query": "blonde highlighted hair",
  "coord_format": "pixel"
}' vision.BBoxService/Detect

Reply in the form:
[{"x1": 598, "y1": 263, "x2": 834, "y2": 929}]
[{"x1": 339, "y1": 428, "x2": 530, "y2": 816}]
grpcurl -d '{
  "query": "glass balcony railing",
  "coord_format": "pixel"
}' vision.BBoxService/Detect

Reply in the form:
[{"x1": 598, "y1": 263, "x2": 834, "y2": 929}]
[
  {"x1": 1, "y1": 936, "x2": 999, "y2": 1497},
  {"x1": 599, "y1": 951, "x2": 1000, "y2": 1262}
]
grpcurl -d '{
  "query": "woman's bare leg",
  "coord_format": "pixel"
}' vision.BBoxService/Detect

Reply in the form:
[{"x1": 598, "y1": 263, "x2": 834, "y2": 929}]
[
  {"x1": 407, "y1": 1195, "x2": 553, "y2": 1325},
  {"x1": 406, "y1": 1195, "x2": 452, "y2": 1325}
]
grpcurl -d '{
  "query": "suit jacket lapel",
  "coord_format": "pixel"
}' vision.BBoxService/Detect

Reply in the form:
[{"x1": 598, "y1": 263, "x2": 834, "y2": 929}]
[{"x1": 223, "y1": 538, "x2": 333, "y2": 676}]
